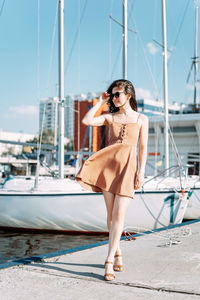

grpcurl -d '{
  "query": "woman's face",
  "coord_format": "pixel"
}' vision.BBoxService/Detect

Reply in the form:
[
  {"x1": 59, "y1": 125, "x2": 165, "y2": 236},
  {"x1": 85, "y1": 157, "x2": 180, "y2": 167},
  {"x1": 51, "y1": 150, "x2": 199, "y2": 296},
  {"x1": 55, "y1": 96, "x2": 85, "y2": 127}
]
[{"x1": 111, "y1": 87, "x2": 129, "y2": 107}]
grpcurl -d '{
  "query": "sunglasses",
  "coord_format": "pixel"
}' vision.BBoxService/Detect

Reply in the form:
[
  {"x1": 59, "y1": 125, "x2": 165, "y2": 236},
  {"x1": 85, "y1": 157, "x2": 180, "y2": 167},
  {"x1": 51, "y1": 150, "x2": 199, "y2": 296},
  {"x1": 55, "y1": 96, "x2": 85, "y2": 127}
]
[{"x1": 110, "y1": 92, "x2": 124, "y2": 99}]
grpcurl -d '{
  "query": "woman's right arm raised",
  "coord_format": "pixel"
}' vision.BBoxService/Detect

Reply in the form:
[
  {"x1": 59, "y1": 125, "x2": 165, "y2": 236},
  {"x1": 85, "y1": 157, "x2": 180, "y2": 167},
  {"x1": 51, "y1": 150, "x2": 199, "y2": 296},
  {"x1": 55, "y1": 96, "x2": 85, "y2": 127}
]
[{"x1": 82, "y1": 92, "x2": 111, "y2": 127}]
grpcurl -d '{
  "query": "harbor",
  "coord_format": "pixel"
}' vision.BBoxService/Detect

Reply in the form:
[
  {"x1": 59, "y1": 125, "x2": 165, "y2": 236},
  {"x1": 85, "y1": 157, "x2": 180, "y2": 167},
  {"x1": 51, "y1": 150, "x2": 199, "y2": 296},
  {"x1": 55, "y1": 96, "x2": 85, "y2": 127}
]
[
  {"x1": 1, "y1": 1, "x2": 200, "y2": 299},
  {"x1": 0, "y1": 230, "x2": 108, "y2": 264},
  {"x1": 0, "y1": 219, "x2": 200, "y2": 299}
]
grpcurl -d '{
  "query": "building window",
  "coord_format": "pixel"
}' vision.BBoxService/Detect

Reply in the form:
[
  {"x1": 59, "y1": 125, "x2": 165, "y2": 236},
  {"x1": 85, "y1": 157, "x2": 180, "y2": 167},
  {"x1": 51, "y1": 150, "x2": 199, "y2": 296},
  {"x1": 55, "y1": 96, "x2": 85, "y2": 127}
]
[
  {"x1": 161, "y1": 126, "x2": 196, "y2": 133},
  {"x1": 188, "y1": 153, "x2": 199, "y2": 175},
  {"x1": 149, "y1": 128, "x2": 155, "y2": 134}
]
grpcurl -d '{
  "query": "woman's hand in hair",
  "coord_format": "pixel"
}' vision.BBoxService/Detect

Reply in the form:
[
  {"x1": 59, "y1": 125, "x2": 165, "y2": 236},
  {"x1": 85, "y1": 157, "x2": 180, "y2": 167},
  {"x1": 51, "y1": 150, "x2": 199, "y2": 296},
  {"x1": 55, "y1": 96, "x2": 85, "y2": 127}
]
[
  {"x1": 99, "y1": 92, "x2": 110, "y2": 104},
  {"x1": 82, "y1": 91, "x2": 111, "y2": 127}
]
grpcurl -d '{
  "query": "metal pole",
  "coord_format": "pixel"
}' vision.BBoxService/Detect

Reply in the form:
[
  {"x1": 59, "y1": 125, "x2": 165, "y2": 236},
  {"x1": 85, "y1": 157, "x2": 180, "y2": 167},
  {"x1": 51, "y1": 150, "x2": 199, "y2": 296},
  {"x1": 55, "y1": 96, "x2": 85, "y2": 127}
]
[
  {"x1": 53, "y1": 98, "x2": 58, "y2": 166},
  {"x1": 123, "y1": 0, "x2": 127, "y2": 79},
  {"x1": 194, "y1": 6, "x2": 199, "y2": 109},
  {"x1": 161, "y1": 0, "x2": 169, "y2": 173},
  {"x1": 58, "y1": 0, "x2": 65, "y2": 179}
]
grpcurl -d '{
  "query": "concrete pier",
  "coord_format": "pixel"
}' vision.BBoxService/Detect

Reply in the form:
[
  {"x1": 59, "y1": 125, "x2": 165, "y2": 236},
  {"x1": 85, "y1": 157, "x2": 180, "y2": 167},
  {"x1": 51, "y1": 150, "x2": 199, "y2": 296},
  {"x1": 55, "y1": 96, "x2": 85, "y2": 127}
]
[{"x1": 0, "y1": 220, "x2": 200, "y2": 299}]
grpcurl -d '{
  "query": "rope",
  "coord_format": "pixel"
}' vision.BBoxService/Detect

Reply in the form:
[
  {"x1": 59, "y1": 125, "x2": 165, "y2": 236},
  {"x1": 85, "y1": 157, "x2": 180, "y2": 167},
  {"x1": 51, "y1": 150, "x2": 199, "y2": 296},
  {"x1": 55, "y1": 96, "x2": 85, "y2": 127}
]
[
  {"x1": 172, "y1": 0, "x2": 190, "y2": 50},
  {"x1": 46, "y1": 0, "x2": 59, "y2": 94},
  {"x1": 123, "y1": 231, "x2": 136, "y2": 241},
  {"x1": 109, "y1": 0, "x2": 115, "y2": 81},
  {"x1": 124, "y1": 226, "x2": 192, "y2": 247},
  {"x1": 37, "y1": 0, "x2": 40, "y2": 102},
  {"x1": 0, "y1": 0, "x2": 5, "y2": 18},
  {"x1": 64, "y1": 0, "x2": 88, "y2": 74},
  {"x1": 34, "y1": 103, "x2": 47, "y2": 189},
  {"x1": 111, "y1": 42, "x2": 122, "y2": 78},
  {"x1": 129, "y1": 9, "x2": 160, "y2": 100},
  {"x1": 33, "y1": 0, "x2": 41, "y2": 190}
]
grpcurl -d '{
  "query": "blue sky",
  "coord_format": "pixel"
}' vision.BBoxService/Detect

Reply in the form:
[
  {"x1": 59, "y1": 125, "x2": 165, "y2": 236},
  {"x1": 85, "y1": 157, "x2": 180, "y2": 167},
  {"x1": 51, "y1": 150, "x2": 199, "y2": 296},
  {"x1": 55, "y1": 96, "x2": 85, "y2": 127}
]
[{"x1": 0, "y1": 0, "x2": 197, "y2": 134}]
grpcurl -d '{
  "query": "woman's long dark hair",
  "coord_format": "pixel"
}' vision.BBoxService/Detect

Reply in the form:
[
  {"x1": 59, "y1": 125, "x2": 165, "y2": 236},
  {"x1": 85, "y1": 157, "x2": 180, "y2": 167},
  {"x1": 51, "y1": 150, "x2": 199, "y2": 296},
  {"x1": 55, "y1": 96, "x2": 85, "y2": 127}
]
[{"x1": 106, "y1": 79, "x2": 137, "y2": 113}]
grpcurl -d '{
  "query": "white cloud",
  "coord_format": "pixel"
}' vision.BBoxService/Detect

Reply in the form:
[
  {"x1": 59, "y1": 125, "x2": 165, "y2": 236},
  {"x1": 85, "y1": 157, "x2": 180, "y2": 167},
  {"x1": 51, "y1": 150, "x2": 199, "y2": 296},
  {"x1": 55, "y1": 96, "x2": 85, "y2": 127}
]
[
  {"x1": 161, "y1": 50, "x2": 171, "y2": 60},
  {"x1": 135, "y1": 88, "x2": 152, "y2": 99},
  {"x1": 186, "y1": 84, "x2": 193, "y2": 91},
  {"x1": 147, "y1": 42, "x2": 158, "y2": 55},
  {"x1": 8, "y1": 105, "x2": 38, "y2": 116},
  {"x1": 3, "y1": 105, "x2": 39, "y2": 133}
]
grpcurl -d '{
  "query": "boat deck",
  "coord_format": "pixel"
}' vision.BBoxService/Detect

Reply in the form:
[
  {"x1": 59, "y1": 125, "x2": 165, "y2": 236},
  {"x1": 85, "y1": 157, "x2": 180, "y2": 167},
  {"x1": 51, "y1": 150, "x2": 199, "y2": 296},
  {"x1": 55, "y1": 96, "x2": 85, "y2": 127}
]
[{"x1": 0, "y1": 220, "x2": 200, "y2": 299}]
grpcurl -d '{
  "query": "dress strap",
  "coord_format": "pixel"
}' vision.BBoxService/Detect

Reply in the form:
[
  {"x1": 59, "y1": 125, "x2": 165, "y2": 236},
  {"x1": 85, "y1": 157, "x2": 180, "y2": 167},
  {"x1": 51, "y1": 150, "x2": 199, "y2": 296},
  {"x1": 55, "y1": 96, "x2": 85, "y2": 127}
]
[
  {"x1": 112, "y1": 114, "x2": 114, "y2": 123},
  {"x1": 137, "y1": 113, "x2": 140, "y2": 123}
]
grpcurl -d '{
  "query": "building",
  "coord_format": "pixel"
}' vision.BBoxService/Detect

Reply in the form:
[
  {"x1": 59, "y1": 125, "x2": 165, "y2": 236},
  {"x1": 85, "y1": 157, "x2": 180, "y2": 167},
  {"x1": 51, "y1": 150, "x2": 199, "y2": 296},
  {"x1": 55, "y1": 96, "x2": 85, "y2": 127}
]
[
  {"x1": 0, "y1": 129, "x2": 36, "y2": 156},
  {"x1": 73, "y1": 97, "x2": 181, "y2": 151},
  {"x1": 39, "y1": 94, "x2": 80, "y2": 141},
  {"x1": 65, "y1": 95, "x2": 75, "y2": 139},
  {"x1": 0, "y1": 130, "x2": 37, "y2": 177},
  {"x1": 39, "y1": 94, "x2": 200, "y2": 176},
  {"x1": 73, "y1": 96, "x2": 200, "y2": 176},
  {"x1": 147, "y1": 113, "x2": 200, "y2": 176},
  {"x1": 39, "y1": 97, "x2": 58, "y2": 137},
  {"x1": 137, "y1": 98, "x2": 182, "y2": 116},
  {"x1": 74, "y1": 98, "x2": 108, "y2": 152}
]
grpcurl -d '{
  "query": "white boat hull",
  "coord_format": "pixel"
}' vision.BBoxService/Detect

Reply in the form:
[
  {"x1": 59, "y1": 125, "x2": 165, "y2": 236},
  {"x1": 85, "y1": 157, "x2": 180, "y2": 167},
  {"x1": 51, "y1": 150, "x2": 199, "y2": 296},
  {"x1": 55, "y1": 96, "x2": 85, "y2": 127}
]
[
  {"x1": 183, "y1": 188, "x2": 200, "y2": 220},
  {"x1": 0, "y1": 178, "x2": 189, "y2": 232},
  {"x1": 177, "y1": 176, "x2": 200, "y2": 220}
]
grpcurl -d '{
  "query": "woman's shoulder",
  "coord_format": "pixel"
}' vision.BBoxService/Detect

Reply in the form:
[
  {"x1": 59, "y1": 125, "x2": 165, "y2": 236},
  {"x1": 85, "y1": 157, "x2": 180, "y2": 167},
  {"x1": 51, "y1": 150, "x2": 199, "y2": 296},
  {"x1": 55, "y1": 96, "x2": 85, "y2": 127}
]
[
  {"x1": 138, "y1": 113, "x2": 148, "y2": 122},
  {"x1": 137, "y1": 113, "x2": 148, "y2": 130}
]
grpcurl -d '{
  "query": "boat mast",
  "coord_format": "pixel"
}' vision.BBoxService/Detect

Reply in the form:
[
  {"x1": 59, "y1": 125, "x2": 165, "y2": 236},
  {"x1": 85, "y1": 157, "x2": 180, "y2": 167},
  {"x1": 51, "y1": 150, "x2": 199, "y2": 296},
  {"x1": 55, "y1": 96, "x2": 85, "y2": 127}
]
[
  {"x1": 58, "y1": 0, "x2": 65, "y2": 179},
  {"x1": 194, "y1": 2, "x2": 199, "y2": 110},
  {"x1": 161, "y1": 0, "x2": 169, "y2": 173},
  {"x1": 123, "y1": 0, "x2": 127, "y2": 79}
]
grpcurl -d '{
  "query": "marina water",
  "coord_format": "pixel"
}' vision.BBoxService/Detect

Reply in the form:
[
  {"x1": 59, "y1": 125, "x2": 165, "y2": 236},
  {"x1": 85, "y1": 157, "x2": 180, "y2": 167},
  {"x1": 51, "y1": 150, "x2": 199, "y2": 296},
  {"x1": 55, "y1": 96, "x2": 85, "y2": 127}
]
[{"x1": 0, "y1": 230, "x2": 108, "y2": 264}]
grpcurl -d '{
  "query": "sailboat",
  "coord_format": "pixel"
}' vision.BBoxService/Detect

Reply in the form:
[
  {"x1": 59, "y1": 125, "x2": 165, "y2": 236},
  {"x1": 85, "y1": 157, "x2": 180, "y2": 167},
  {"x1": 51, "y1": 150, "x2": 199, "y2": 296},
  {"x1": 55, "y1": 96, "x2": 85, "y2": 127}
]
[
  {"x1": 181, "y1": 2, "x2": 200, "y2": 220},
  {"x1": 0, "y1": 0, "x2": 189, "y2": 233}
]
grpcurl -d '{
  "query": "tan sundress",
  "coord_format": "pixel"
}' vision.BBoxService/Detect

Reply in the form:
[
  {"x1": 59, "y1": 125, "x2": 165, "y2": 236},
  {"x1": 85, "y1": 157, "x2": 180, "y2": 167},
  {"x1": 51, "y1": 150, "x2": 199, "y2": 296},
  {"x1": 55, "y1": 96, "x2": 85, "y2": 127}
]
[{"x1": 76, "y1": 116, "x2": 140, "y2": 198}]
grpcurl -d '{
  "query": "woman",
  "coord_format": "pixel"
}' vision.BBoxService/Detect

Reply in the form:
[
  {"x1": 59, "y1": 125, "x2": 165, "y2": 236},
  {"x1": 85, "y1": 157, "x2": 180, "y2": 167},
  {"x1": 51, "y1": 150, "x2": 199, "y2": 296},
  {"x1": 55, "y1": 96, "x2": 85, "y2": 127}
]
[{"x1": 76, "y1": 79, "x2": 148, "y2": 281}]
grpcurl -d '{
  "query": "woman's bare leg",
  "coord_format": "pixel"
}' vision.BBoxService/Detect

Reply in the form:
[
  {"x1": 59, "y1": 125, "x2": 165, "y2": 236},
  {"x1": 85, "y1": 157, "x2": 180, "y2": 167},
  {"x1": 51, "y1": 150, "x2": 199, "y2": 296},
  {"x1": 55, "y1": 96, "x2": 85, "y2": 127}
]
[
  {"x1": 103, "y1": 191, "x2": 122, "y2": 254},
  {"x1": 103, "y1": 190, "x2": 124, "y2": 277},
  {"x1": 106, "y1": 195, "x2": 132, "y2": 263},
  {"x1": 103, "y1": 190, "x2": 114, "y2": 231}
]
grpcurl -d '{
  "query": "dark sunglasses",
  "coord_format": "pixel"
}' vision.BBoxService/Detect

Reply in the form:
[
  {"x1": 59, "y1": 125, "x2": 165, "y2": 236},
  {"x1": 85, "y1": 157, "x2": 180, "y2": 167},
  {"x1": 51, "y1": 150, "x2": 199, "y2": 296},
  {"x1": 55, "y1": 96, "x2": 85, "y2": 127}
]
[{"x1": 110, "y1": 91, "x2": 124, "y2": 99}]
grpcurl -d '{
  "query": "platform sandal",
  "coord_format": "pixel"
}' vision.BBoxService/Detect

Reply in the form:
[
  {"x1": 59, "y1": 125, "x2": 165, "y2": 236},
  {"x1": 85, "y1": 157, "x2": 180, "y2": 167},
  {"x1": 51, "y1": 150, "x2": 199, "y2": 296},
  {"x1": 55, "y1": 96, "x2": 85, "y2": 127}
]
[
  {"x1": 113, "y1": 254, "x2": 124, "y2": 272},
  {"x1": 104, "y1": 261, "x2": 115, "y2": 281}
]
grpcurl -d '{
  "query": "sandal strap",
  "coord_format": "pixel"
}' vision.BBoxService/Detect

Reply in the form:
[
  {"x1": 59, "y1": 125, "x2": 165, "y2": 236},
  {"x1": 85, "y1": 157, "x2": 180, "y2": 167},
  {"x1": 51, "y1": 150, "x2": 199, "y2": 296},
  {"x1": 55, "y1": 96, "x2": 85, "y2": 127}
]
[
  {"x1": 114, "y1": 264, "x2": 123, "y2": 268},
  {"x1": 114, "y1": 254, "x2": 122, "y2": 257},
  {"x1": 104, "y1": 273, "x2": 115, "y2": 281},
  {"x1": 105, "y1": 261, "x2": 113, "y2": 265}
]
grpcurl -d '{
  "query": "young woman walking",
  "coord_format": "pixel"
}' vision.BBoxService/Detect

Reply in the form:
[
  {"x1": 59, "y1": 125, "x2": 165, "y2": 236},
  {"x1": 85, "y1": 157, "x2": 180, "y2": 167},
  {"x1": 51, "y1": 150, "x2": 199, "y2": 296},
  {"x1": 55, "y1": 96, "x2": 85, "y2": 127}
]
[{"x1": 76, "y1": 79, "x2": 148, "y2": 281}]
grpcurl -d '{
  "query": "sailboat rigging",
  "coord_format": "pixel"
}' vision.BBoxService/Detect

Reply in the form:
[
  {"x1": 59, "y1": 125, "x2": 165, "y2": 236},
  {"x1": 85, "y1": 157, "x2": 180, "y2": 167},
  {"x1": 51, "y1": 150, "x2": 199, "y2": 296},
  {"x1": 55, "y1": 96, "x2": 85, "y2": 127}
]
[
  {"x1": 58, "y1": 0, "x2": 65, "y2": 179},
  {"x1": 0, "y1": 0, "x2": 190, "y2": 233}
]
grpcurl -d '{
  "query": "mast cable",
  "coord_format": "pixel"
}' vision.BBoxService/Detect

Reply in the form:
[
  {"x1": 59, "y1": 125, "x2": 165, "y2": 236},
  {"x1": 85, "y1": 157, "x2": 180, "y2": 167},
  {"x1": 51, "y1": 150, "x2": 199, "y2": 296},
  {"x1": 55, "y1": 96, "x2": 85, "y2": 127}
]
[
  {"x1": 46, "y1": 0, "x2": 59, "y2": 94},
  {"x1": 34, "y1": 0, "x2": 41, "y2": 189},
  {"x1": 64, "y1": 0, "x2": 88, "y2": 74},
  {"x1": 172, "y1": 0, "x2": 190, "y2": 49},
  {"x1": 0, "y1": 0, "x2": 5, "y2": 17},
  {"x1": 112, "y1": 43, "x2": 123, "y2": 77},
  {"x1": 129, "y1": 11, "x2": 160, "y2": 100}
]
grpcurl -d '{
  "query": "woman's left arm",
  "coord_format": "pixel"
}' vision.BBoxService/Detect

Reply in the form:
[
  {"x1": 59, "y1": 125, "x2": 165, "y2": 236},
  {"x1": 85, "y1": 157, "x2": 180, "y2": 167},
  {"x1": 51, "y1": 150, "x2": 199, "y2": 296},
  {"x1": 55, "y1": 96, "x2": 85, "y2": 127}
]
[{"x1": 134, "y1": 114, "x2": 149, "y2": 190}]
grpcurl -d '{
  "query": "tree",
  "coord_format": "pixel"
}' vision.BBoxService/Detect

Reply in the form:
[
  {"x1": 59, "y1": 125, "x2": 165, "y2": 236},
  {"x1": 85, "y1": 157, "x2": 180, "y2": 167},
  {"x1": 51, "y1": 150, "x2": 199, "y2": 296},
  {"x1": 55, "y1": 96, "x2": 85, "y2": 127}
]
[{"x1": 26, "y1": 129, "x2": 55, "y2": 145}]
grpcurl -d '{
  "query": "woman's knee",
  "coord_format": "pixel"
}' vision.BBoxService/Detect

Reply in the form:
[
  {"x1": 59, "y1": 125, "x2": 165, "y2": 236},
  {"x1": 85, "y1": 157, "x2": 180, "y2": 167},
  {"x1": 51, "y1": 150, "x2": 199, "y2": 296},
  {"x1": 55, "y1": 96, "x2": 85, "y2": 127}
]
[
  {"x1": 112, "y1": 195, "x2": 132, "y2": 222},
  {"x1": 112, "y1": 209, "x2": 124, "y2": 223},
  {"x1": 107, "y1": 213, "x2": 112, "y2": 223}
]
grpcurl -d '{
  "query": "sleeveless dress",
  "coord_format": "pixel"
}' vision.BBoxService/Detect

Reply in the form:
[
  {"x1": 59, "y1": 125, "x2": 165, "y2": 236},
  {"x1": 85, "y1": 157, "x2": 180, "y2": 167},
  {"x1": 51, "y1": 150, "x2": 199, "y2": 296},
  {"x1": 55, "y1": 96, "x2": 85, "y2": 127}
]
[{"x1": 75, "y1": 116, "x2": 140, "y2": 198}]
